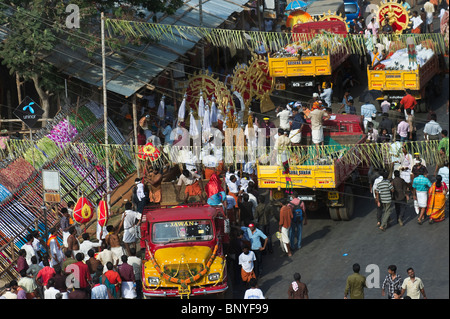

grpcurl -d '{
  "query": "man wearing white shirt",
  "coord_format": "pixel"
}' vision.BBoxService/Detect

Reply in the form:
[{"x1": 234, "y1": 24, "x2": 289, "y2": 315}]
[
  {"x1": 122, "y1": 202, "x2": 142, "y2": 256},
  {"x1": 44, "y1": 278, "x2": 60, "y2": 299},
  {"x1": 411, "y1": 10, "x2": 423, "y2": 33},
  {"x1": 371, "y1": 172, "x2": 384, "y2": 227},
  {"x1": 276, "y1": 105, "x2": 291, "y2": 130},
  {"x1": 423, "y1": 113, "x2": 442, "y2": 140},
  {"x1": 361, "y1": 103, "x2": 378, "y2": 131},
  {"x1": 79, "y1": 233, "x2": 101, "y2": 261},
  {"x1": 22, "y1": 234, "x2": 37, "y2": 266},
  {"x1": 319, "y1": 82, "x2": 333, "y2": 108}
]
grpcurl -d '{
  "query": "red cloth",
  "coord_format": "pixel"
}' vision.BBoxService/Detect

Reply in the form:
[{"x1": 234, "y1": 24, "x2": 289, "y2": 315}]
[
  {"x1": 73, "y1": 261, "x2": 92, "y2": 289},
  {"x1": 400, "y1": 94, "x2": 417, "y2": 110},
  {"x1": 205, "y1": 173, "x2": 224, "y2": 198},
  {"x1": 36, "y1": 266, "x2": 56, "y2": 286}
]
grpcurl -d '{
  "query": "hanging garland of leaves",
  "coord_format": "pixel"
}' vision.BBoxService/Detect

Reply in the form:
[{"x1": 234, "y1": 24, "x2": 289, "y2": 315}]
[{"x1": 105, "y1": 19, "x2": 449, "y2": 55}]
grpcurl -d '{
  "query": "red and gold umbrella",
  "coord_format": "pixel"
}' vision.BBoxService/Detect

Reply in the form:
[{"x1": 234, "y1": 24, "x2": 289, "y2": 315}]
[
  {"x1": 286, "y1": 9, "x2": 313, "y2": 28},
  {"x1": 73, "y1": 196, "x2": 94, "y2": 224},
  {"x1": 138, "y1": 142, "x2": 161, "y2": 162},
  {"x1": 97, "y1": 199, "x2": 109, "y2": 227}
]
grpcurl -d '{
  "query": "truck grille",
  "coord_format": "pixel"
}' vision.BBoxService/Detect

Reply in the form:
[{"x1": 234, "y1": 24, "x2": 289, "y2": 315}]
[{"x1": 163, "y1": 263, "x2": 204, "y2": 280}]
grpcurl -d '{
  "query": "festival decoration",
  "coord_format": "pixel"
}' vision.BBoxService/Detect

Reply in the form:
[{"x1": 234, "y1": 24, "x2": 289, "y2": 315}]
[
  {"x1": 73, "y1": 196, "x2": 94, "y2": 224},
  {"x1": 286, "y1": 10, "x2": 313, "y2": 28},
  {"x1": 377, "y1": 0, "x2": 411, "y2": 34},
  {"x1": 97, "y1": 199, "x2": 109, "y2": 227},
  {"x1": 138, "y1": 142, "x2": 161, "y2": 162},
  {"x1": 316, "y1": 10, "x2": 350, "y2": 33},
  {"x1": 105, "y1": 18, "x2": 448, "y2": 55},
  {"x1": 157, "y1": 95, "x2": 165, "y2": 120},
  {"x1": 177, "y1": 93, "x2": 187, "y2": 123}
]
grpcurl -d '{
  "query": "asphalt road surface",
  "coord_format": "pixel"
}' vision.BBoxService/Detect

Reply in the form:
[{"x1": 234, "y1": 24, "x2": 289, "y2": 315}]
[{"x1": 250, "y1": 191, "x2": 449, "y2": 299}]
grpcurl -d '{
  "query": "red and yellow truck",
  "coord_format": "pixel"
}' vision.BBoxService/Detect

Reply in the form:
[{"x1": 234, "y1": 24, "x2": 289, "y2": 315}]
[{"x1": 139, "y1": 204, "x2": 229, "y2": 298}]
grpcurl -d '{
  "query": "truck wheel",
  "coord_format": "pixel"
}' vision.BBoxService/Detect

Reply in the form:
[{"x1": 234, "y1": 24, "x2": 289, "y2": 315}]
[
  {"x1": 339, "y1": 186, "x2": 354, "y2": 221},
  {"x1": 328, "y1": 186, "x2": 354, "y2": 221},
  {"x1": 418, "y1": 100, "x2": 427, "y2": 113},
  {"x1": 328, "y1": 207, "x2": 341, "y2": 221}
]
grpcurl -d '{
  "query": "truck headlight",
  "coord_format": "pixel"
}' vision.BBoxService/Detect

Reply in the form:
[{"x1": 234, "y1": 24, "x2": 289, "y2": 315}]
[
  {"x1": 148, "y1": 277, "x2": 160, "y2": 285},
  {"x1": 208, "y1": 273, "x2": 220, "y2": 281}
]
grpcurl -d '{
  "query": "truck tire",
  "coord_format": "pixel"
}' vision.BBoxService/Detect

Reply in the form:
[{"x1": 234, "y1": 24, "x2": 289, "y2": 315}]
[
  {"x1": 339, "y1": 186, "x2": 354, "y2": 221},
  {"x1": 328, "y1": 207, "x2": 341, "y2": 221},
  {"x1": 328, "y1": 186, "x2": 354, "y2": 221}
]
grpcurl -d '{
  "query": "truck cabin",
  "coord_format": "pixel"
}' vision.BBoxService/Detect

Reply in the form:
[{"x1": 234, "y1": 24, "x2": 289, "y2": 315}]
[
  {"x1": 140, "y1": 205, "x2": 229, "y2": 298},
  {"x1": 140, "y1": 205, "x2": 228, "y2": 251}
]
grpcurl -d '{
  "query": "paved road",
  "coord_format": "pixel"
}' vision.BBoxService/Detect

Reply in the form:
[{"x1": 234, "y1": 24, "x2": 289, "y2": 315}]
[{"x1": 252, "y1": 191, "x2": 449, "y2": 299}]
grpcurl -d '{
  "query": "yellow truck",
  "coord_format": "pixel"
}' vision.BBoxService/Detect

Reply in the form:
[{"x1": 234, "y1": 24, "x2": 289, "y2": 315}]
[
  {"x1": 268, "y1": 20, "x2": 351, "y2": 95},
  {"x1": 257, "y1": 114, "x2": 367, "y2": 221},
  {"x1": 367, "y1": 53, "x2": 440, "y2": 112}
]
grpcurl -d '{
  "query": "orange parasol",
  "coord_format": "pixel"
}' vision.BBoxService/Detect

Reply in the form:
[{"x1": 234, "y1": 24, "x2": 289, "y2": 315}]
[
  {"x1": 286, "y1": 9, "x2": 313, "y2": 28},
  {"x1": 138, "y1": 142, "x2": 161, "y2": 161}
]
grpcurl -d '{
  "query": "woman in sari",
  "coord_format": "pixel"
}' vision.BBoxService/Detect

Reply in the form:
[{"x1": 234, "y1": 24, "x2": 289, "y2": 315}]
[
  {"x1": 426, "y1": 175, "x2": 448, "y2": 223},
  {"x1": 205, "y1": 173, "x2": 226, "y2": 206}
]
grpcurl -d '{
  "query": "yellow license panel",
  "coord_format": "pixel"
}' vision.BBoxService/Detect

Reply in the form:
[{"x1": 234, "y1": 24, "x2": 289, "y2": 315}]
[{"x1": 328, "y1": 191, "x2": 339, "y2": 200}]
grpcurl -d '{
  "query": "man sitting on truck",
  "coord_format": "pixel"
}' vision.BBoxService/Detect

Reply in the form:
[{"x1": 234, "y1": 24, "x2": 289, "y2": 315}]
[{"x1": 177, "y1": 169, "x2": 204, "y2": 203}]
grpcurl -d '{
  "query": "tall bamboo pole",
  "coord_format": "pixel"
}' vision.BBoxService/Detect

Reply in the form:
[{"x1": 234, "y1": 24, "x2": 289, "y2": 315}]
[{"x1": 101, "y1": 12, "x2": 111, "y2": 210}]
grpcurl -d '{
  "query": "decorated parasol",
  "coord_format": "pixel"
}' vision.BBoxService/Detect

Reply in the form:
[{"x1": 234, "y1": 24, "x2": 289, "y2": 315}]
[
  {"x1": 97, "y1": 199, "x2": 109, "y2": 227},
  {"x1": 138, "y1": 142, "x2": 161, "y2": 161},
  {"x1": 286, "y1": 9, "x2": 313, "y2": 28},
  {"x1": 73, "y1": 196, "x2": 94, "y2": 224}
]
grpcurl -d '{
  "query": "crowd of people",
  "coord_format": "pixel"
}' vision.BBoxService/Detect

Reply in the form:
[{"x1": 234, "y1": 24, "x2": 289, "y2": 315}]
[
  {"x1": 344, "y1": 263, "x2": 427, "y2": 299},
  {"x1": 2, "y1": 0, "x2": 448, "y2": 300},
  {"x1": 2, "y1": 200, "x2": 143, "y2": 299}
]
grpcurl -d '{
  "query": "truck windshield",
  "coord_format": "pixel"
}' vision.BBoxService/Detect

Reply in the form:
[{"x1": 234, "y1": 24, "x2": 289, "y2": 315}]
[{"x1": 152, "y1": 220, "x2": 214, "y2": 244}]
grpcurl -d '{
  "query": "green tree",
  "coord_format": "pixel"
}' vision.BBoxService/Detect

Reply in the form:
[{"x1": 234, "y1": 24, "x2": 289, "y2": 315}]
[{"x1": 0, "y1": 0, "x2": 184, "y2": 123}]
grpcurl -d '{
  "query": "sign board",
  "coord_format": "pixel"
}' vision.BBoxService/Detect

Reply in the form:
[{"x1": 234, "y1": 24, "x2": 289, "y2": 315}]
[
  {"x1": 42, "y1": 170, "x2": 61, "y2": 191},
  {"x1": 13, "y1": 96, "x2": 44, "y2": 128}
]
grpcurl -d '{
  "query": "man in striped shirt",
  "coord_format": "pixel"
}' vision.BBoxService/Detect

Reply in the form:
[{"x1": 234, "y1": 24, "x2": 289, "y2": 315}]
[{"x1": 375, "y1": 171, "x2": 394, "y2": 231}]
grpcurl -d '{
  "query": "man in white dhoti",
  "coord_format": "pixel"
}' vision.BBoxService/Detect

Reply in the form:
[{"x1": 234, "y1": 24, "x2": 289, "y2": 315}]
[{"x1": 122, "y1": 202, "x2": 142, "y2": 256}]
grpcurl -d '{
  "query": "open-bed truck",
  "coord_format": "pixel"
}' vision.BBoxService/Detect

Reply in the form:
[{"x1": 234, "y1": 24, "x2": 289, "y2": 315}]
[
  {"x1": 257, "y1": 114, "x2": 367, "y2": 221},
  {"x1": 367, "y1": 52, "x2": 441, "y2": 112},
  {"x1": 268, "y1": 20, "x2": 350, "y2": 98}
]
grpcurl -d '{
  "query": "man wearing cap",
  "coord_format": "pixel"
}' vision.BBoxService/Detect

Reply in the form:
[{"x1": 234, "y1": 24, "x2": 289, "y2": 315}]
[
  {"x1": 319, "y1": 82, "x2": 333, "y2": 108},
  {"x1": 241, "y1": 224, "x2": 268, "y2": 278},
  {"x1": 261, "y1": 117, "x2": 276, "y2": 149}
]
